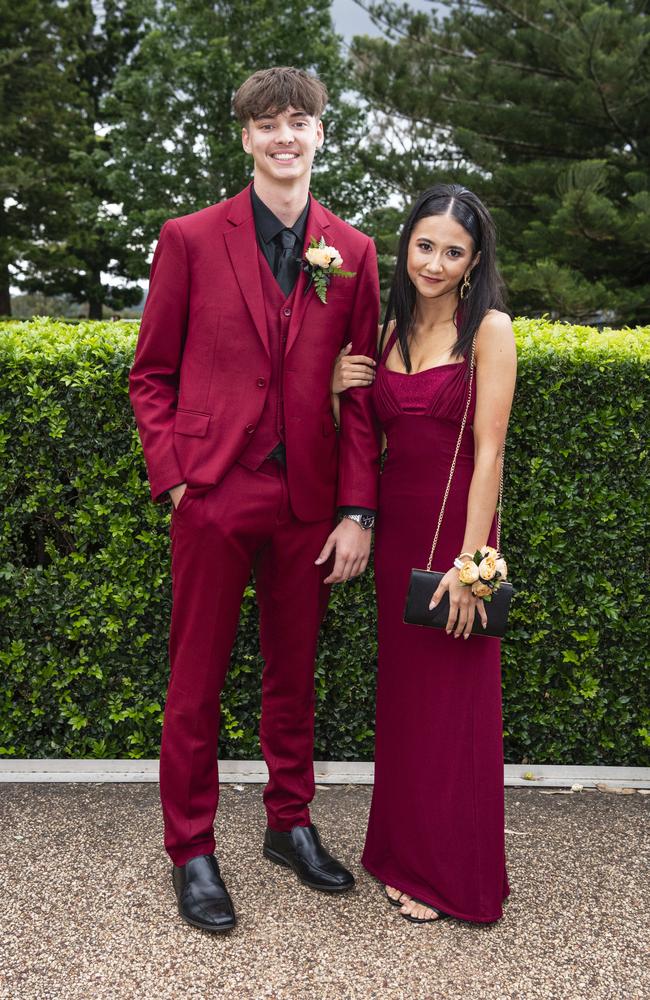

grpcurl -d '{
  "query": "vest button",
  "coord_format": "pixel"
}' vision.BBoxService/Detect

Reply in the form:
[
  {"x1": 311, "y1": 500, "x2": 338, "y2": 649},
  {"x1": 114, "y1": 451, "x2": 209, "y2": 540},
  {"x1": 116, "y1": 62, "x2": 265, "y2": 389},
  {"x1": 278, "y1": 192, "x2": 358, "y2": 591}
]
[
  {"x1": 283, "y1": 307, "x2": 292, "y2": 317},
  {"x1": 256, "y1": 377, "x2": 266, "y2": 388},
  {"x1": 245, "y1": 423, "x2": 255, "y2": 434}
]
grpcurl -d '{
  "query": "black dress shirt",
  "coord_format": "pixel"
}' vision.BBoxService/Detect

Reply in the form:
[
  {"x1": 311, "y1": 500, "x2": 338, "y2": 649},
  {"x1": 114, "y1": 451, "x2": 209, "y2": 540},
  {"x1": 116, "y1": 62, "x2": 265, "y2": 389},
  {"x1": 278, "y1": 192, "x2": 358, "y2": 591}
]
[{"x1": 251, "y1": 186, "x2": 309, "y2": 296}]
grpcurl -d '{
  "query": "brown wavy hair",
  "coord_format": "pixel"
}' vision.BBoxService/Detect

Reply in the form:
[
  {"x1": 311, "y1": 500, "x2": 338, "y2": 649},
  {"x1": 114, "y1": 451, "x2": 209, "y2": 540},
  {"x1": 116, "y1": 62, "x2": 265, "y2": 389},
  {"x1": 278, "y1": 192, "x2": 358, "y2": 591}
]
[{"x1": 233, "y1": 67, "x2": 328, "y2": 124}]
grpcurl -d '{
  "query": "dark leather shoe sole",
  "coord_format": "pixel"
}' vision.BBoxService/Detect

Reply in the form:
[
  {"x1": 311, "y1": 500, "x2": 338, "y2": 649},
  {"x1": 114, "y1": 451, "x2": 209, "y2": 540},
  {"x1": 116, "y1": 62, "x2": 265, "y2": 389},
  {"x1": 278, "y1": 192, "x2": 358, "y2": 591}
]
[
  {"x1": 177, "y1": 908, "x2": 236, "y2": 933},
  {"x1": 263, "y1": 846, "x2": 354, "y2": 893}
]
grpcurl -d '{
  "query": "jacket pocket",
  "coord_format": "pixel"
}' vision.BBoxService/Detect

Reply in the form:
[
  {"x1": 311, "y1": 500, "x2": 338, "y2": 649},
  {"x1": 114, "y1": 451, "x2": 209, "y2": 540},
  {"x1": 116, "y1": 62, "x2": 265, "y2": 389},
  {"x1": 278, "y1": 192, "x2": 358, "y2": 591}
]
[
  {"x1": 174, "y1": 408, "x2": 211, "y2": 437},
  {"x1": 173, "y1": 488, "x2": 192, "y2": 513}
]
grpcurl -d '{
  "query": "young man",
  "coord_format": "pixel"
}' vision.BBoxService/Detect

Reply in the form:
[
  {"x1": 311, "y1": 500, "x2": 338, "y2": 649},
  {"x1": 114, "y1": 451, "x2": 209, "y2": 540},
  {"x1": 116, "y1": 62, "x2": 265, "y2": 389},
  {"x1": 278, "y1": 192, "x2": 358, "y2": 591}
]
[{"x1": 129, "y1": 67, "x2": 380, "y2": 932}]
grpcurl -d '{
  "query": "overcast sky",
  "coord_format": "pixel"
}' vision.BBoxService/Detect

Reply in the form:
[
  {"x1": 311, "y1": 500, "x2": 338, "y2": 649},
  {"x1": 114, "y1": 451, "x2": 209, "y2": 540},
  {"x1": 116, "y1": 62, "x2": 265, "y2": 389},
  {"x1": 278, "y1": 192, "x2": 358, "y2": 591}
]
[{"x1": 330, "y1": 0, "x2": 438, "y2": 40}]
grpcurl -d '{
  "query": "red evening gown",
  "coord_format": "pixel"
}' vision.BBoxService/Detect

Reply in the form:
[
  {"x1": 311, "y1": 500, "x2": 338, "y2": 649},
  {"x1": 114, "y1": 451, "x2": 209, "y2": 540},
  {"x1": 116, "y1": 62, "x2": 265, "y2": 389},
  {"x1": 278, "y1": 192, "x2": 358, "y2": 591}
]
[{"x1": 361, "y1": 330, "x2": 510, "y2": 923}]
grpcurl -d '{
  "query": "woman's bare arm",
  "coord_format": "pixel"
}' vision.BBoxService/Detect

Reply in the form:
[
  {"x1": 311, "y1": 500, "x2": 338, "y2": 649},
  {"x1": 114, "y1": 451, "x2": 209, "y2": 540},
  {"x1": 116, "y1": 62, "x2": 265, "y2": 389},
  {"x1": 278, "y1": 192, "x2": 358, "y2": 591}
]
[
  {"x1": 430, "y1": 310, "x2": 517, "y2": 639},
  {"x1": 460, "y1": 310, "x2": 517, "y2": 555}
]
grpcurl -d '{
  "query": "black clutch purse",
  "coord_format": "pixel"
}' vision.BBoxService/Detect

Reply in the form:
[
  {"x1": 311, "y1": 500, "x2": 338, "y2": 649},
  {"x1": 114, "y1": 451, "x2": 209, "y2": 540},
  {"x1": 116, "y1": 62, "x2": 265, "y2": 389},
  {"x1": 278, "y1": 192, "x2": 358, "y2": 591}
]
[
  {"x1": 404, "y1": 569, "x2": 514, "y2": 638},
  {"x1": 402, "y1": 333, "x2": 513, "y2": 638}
]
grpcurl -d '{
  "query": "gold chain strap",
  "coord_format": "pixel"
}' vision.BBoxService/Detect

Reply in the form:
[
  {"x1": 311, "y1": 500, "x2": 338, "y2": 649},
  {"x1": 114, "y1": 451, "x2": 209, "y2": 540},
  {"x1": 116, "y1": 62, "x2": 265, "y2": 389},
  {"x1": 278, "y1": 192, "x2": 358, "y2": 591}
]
[
  {"x1": 425, "y1": 335, "x2": 504, "y2": 571},
  {"x1": 496, "y1": 440, "x2": 505, "y2": 553}
]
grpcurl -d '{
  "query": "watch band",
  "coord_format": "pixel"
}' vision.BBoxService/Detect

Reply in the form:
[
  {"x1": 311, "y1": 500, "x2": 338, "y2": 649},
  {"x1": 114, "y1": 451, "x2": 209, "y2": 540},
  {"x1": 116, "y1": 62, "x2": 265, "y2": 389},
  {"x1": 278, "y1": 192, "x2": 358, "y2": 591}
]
[{"x1": 342, "y1": 512, "x2": 375, "y2": 531}]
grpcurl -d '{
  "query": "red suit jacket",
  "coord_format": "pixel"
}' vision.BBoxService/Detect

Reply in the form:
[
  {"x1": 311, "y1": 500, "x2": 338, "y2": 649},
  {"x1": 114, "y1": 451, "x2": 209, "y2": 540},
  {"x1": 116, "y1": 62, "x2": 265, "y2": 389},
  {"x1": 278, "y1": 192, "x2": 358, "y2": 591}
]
[{"x1": 129, "y1": 184, "x2": 380, "y2": 522}]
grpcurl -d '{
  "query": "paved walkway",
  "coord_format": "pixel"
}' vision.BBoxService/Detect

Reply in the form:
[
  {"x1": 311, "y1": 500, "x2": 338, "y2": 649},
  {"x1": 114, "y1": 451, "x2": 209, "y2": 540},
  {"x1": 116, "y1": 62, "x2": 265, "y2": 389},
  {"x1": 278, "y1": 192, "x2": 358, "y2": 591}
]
[{"x1": 0, "y1": 783, "x2": 647, "y2": 1000}]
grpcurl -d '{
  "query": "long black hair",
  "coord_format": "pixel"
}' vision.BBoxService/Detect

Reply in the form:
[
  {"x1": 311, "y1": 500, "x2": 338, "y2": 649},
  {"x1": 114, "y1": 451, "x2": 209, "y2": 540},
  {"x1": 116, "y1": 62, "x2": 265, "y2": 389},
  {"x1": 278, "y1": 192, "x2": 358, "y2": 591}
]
[{"x1": 380, "y1": 184, "x2": 508, "y2": 370}]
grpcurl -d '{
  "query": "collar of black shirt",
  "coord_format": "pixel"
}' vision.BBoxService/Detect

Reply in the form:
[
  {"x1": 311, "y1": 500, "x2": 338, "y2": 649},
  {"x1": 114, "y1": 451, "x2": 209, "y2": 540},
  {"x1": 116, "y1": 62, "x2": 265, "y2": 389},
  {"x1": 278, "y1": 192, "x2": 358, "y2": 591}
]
[{"x1": 251, "y1": 185, "x2": 310, "y2": 246}]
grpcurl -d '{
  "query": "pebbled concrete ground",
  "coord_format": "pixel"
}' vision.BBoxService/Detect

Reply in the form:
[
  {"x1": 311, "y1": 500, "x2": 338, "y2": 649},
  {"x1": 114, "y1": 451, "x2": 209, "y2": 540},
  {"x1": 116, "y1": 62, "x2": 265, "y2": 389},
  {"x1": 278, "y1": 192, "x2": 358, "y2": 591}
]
[{"x1": 0, "y1": 783, "x2": 647, "y2": 1000}]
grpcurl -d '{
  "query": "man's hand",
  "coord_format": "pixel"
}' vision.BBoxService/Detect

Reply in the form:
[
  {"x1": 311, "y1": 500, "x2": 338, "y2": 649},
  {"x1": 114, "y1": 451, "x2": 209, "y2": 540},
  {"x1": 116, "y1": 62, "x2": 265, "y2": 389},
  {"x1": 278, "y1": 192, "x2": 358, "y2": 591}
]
[
  {"x1": 315, "y1": 518, "x2": 372, "y2": 584},
  {"x1": 169, "y1": 482, "x2": 188, "y2": 509}
]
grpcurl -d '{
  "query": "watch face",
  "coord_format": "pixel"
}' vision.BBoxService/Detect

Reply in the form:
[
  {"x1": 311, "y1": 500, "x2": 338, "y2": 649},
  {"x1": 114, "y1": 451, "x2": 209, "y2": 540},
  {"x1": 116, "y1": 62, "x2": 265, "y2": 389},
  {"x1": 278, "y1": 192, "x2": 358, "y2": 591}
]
[{"x1": 344, "y1": 512, "x2": 375, "y2": 530}]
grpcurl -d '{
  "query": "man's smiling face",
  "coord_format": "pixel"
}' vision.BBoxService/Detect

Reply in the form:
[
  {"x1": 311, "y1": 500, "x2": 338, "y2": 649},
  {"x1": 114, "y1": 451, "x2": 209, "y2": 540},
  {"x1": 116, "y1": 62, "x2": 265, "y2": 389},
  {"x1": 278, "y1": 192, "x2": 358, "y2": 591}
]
[{"x1": 242, "y1": 105, "x2": 324, "y2": 185}]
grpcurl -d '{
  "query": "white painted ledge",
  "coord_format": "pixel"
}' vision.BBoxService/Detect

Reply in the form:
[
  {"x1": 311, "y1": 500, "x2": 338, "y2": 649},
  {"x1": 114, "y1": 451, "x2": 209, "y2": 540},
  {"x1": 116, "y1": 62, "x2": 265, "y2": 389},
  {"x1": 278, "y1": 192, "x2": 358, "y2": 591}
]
[{"x1": 0, "y1": 760, "x2": 648, "y2": 788}]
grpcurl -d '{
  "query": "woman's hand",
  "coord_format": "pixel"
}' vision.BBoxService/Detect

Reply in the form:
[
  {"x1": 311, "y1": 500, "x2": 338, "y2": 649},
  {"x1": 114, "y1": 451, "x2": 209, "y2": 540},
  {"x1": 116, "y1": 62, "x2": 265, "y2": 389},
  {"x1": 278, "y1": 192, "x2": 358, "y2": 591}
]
[
  {"x1": 331, "y1": 343, "x2": 376, "y2": 394},
  {"x1": 429, "y1": 567, "x2": 488, "y2": 639}
]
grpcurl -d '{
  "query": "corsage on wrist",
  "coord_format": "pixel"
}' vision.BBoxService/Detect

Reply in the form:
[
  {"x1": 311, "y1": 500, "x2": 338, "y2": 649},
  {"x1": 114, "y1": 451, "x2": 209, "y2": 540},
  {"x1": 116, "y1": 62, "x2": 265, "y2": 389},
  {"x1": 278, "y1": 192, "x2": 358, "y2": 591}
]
[{"x1": 456, "y1": 546, "x2": 508, "y2": 601}]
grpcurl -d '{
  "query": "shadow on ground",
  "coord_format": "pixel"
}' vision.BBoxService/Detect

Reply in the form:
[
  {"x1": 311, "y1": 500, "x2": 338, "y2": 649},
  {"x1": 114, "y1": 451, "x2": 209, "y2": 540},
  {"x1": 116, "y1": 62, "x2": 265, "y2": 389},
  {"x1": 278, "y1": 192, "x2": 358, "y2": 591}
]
[{"x1": 0, "y1": 784, "x2": 647, "y2": 1000}]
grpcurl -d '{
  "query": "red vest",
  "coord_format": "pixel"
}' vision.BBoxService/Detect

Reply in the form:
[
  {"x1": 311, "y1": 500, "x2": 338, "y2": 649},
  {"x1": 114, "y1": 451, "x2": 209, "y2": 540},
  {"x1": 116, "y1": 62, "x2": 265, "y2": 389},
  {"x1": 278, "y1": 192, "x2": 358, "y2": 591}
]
[{"x1": 238, "y1": 248, "x2": 298, "y2": 470}]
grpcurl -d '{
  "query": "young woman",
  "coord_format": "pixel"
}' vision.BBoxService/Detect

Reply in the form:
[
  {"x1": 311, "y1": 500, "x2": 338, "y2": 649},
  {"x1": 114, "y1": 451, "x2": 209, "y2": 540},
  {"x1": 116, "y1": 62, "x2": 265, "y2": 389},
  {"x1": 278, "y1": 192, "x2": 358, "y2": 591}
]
[{"x1": 332, "y1": 184, "x2": 517, "y2": 924}]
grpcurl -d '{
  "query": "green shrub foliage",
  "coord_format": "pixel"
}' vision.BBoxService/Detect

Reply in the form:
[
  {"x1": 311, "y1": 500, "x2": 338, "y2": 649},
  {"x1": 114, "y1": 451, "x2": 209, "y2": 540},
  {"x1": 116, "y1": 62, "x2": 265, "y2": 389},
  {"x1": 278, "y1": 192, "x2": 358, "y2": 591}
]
[{"x1": 1, "y1": 319, "x2": 648, "y2": 763}]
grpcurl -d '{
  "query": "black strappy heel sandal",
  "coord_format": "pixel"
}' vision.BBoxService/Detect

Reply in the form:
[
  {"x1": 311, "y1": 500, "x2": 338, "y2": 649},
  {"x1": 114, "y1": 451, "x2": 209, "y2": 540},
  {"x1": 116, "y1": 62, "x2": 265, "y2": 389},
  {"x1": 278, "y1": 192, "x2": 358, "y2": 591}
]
[
  {"x1": 400, "y1": 899, "x2": 449, "y2": 924},
  {"x1": 384, "y1": 886, "x2": 409, "y2": 907}
]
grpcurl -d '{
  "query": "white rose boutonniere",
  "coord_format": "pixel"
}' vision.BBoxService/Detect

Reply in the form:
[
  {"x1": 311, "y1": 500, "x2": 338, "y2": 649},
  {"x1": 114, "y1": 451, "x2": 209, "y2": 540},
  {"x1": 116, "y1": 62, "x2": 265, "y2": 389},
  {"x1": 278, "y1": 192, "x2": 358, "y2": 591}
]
[{"x1": 301, "y1": 236, "x2": 355, "y2": 304}]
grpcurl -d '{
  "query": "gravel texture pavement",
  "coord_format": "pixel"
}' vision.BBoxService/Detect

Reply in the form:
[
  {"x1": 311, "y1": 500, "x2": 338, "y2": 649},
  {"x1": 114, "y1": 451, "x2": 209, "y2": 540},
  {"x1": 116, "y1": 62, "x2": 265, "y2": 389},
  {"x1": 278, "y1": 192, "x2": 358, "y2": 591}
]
[{"x1": 0, "y1": 782, "x2": 647, "y2": 1000}]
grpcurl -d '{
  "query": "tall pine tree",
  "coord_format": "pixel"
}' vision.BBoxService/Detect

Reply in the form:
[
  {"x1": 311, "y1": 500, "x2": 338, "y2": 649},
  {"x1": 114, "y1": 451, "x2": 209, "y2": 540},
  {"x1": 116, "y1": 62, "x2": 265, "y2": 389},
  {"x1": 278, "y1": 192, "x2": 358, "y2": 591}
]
[
  {"x1": 0, "y1": 1, "x2": 78, "y2": 316},
  {"x1": 351, "y1": 0, "x2": 650, "y2": 323},
  {"x1": 19, "y1": 0, "x2": 150, "y2": 318}
]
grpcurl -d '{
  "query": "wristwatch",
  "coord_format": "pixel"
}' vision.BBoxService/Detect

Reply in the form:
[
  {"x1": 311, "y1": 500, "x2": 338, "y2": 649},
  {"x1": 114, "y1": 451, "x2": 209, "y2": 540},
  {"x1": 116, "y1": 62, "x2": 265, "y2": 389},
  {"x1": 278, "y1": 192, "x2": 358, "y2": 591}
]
[{"x1": 342, "y1": 512, "x2": 376, "y2": 531}]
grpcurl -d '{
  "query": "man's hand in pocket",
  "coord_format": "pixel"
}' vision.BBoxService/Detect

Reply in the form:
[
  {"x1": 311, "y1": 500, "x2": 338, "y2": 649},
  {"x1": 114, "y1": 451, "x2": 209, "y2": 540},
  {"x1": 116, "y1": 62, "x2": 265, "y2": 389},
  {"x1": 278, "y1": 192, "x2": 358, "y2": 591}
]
[{"x1": 169, "y1": 483, "x2": 188, "y2": 509}]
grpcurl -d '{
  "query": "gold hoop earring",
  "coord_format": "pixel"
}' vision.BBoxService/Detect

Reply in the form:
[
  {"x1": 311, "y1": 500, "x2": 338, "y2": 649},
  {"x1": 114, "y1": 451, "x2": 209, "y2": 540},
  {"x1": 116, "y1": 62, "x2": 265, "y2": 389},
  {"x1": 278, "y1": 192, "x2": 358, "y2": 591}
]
[{"x1": 460, "y1": 273, "x2": 471, "y2": 300}]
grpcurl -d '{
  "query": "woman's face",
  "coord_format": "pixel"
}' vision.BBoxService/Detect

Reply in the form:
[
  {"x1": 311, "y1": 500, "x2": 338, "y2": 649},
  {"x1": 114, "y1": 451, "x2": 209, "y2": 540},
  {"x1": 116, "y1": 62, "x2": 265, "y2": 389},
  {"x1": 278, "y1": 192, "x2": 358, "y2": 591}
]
[{"x1": 406, "y1": 213, "x2": 479, "y2": 301}]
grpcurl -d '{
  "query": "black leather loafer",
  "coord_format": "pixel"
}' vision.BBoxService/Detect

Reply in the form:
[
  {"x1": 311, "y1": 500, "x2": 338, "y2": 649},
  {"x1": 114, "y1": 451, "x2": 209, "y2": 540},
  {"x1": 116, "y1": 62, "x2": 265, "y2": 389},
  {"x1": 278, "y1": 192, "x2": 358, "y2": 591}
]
[
  {"x1": 263, "y1": 823, "x2": 355, "y2": 893},
  {"x1": 172, "y1": 854, "x2": 236, "y2": 932}
]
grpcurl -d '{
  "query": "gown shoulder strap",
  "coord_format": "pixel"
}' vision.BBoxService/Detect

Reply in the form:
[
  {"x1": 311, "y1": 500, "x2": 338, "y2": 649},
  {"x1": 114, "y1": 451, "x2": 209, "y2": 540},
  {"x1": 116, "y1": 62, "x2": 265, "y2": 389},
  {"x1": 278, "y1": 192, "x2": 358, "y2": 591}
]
[{"x1": 379, "y1": 321, "x2": 399, "y2": 363}]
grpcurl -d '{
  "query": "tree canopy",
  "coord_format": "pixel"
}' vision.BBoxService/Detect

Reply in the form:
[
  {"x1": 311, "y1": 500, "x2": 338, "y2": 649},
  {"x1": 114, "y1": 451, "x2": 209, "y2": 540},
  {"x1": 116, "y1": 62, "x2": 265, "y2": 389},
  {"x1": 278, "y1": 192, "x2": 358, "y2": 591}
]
[
  {"x1": 4, "y1": 0, "x2": 648, "y2": 322},
  {"x1": 351, "y1": 0, "x2": 650, "y2": 324},
  {"x1": 0, "y1": 0, "x2": 79, "y2": 315},
  {"x1": 3, "y1": 0, "x2": 374, "y2": 316},
  {"x1": 108, "y1": 0, "x2": 376, "y2": 262}
]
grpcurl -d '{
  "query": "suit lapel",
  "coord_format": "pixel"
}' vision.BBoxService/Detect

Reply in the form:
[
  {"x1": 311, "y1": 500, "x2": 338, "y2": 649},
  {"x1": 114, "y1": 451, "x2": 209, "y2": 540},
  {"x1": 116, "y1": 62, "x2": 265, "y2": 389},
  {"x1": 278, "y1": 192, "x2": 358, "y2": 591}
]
[
  {"x1": 223, "y1": 185, "x2": 270, "y2": 356},
  {"x1": 284, "y1": 198, "x2": 331, "y2": 357}
]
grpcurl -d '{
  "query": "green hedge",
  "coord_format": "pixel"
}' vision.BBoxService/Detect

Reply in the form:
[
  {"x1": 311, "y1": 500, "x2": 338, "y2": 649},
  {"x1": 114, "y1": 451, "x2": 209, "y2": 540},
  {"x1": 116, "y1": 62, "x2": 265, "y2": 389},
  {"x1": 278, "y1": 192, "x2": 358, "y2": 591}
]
[{"x1": 1, "y1": 318, "x2": 648, "y2": 764}]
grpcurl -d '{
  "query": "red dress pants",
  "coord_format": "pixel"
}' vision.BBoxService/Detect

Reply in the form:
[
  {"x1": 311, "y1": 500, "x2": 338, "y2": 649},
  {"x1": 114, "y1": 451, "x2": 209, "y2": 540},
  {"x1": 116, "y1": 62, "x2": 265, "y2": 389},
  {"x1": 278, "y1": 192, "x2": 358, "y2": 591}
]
[{"x1": 160, "y1": 460, "x2": 334, "y2": 866}]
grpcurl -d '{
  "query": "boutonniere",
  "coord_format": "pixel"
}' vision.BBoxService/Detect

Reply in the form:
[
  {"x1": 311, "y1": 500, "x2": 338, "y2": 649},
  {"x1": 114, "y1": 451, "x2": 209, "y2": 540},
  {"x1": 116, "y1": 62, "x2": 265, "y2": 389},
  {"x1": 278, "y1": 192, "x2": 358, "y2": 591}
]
[{"x1": 299, "y1": 236, "x2": 356, "y2": 304}]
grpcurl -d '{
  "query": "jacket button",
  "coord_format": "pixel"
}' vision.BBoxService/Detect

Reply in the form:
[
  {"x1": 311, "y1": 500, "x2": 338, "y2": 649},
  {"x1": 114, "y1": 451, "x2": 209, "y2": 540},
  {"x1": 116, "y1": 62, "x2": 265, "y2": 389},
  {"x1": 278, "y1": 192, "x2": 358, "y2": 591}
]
[
  {"x1": 245, "y1": 423, "x2": 255, "y2": 434},
  {"x1": 256, "y1": 377, "x2": 266, "y2": 388},
  {"x1": 283, "y1": 307, "x2": 292, "y2": 317}
]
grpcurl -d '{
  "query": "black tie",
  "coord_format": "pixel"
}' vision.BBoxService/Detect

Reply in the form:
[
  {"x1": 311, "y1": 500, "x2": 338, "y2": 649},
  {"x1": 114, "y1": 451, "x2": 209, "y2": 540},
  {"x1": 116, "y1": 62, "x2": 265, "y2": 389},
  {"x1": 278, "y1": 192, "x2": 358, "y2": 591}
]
[{"x1": 275, "y1": 229, "x2": 298, "y2": 297}]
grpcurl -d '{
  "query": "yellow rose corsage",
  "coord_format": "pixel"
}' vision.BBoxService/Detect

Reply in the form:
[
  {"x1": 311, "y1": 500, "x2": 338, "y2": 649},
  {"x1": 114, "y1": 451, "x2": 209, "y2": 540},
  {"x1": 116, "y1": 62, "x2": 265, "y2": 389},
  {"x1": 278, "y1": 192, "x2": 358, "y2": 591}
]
[{"x1": 458, "y1": 546, "x2": 508, "y2": 601}]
